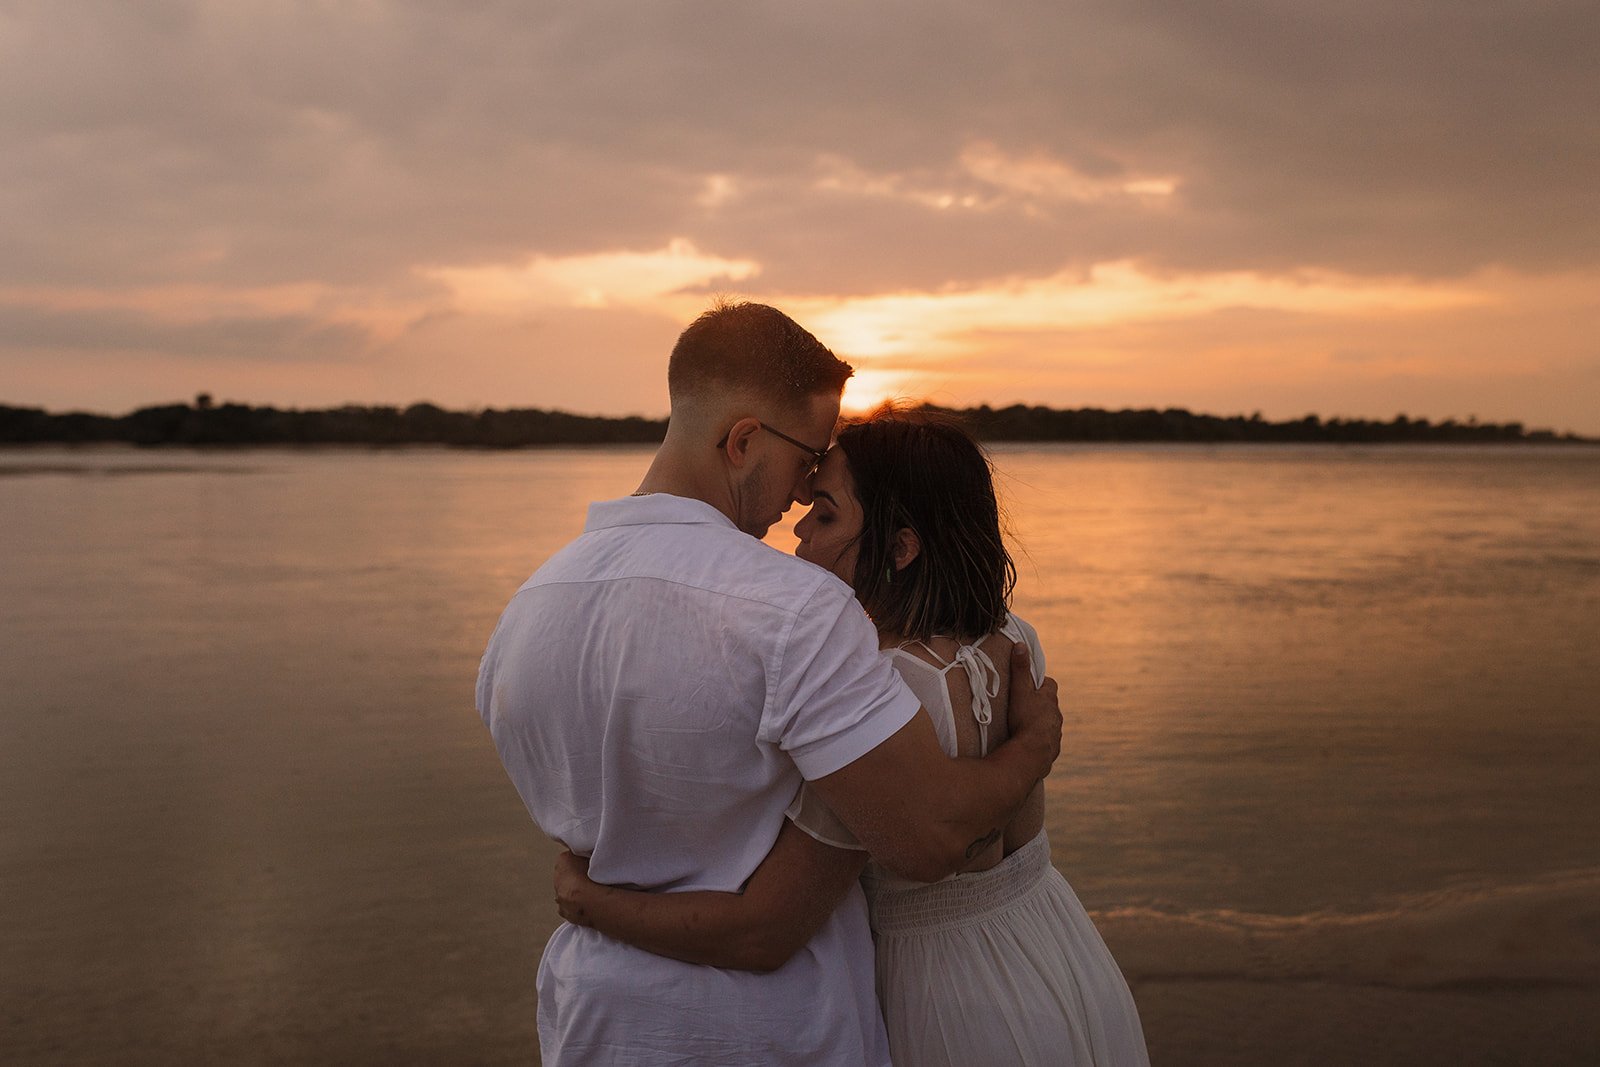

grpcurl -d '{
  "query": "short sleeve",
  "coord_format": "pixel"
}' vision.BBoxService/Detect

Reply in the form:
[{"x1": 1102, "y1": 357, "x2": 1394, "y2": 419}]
[
  {"x1": 762, "y1": 580, "x2": 921, "y2": 781},
  {"x1": 784, "y1": 784, "x2": 863, "y2": 851}
]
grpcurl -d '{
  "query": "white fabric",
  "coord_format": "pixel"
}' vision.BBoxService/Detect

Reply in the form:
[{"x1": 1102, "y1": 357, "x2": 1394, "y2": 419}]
[
  {"x1": 891, "y1": 614, "x2": 1035, "y2": 757},
  {"x1": 866, "y1": 831, "x2": 1151, "y2": 1067},
  {"x1": 791, "y1": 615, "x2": 1149, "y2": 1066},
  {"x1": 476, "y1": 492, "x2": 920, "y2": 1066},
  {"x1": 786, "y1": 615, "x2": 1044, "y2": 853}
]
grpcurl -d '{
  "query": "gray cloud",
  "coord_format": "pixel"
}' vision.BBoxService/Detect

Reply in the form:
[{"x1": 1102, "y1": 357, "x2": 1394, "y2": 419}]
[
  {"x1": 0, "y1": 302, "x2": 370, "y2": 361},
  {"x1": 1, "y1": 1, "x2": 1596, "y2": 295}
]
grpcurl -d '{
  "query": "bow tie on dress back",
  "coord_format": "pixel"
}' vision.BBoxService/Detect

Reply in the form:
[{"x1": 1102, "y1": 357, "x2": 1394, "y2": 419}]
[{"x1": 901, "y1": 639, "x2": 1003, "y2": 755}]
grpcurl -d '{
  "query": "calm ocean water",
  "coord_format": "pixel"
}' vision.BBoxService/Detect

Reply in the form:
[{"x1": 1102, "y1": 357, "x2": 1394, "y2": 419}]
[{"x1": 3, "y1": 443, "x2": 1597, "y2": 1063}]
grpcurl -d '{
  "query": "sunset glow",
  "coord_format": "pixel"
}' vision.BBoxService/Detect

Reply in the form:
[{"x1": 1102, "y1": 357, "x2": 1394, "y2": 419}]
[
  {"x1": 423, "y1": 240, "x2": 760, "y2": 316},
  {"x1": 794, "y1": 263, "x2": 1486, "y2": 364},
  {"x1": 839, "y1": 367, "x2": 911, "y2": 416},
  {"x1": 1, "y1": 4, "x2": 1594, "y2": 433}
]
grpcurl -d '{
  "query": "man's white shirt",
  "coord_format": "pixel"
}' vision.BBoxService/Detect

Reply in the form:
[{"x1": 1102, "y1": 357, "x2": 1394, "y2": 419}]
[{"x1": 477, "y1": 493, "x2": 919, "y2": 1065}]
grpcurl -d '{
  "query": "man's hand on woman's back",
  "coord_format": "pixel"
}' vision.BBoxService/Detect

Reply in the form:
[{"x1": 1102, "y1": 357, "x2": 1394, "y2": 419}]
[{"x1": 807, "y1": 641, "x2": 1063, "y2": 884}]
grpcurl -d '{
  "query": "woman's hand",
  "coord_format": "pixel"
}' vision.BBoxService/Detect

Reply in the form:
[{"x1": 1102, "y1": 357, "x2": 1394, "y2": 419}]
[
  {"x1": 543, "y1": 823, "x2": 865, "y2": 971},
  {"x1": 554, "y1": 850, "x2": 596, "y2": 927}
]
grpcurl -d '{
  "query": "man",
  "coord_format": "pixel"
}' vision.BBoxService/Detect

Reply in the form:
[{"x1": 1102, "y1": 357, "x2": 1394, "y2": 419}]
[{"x1": 476, "y1": 301, "x2": 1061, "y2": 1064}]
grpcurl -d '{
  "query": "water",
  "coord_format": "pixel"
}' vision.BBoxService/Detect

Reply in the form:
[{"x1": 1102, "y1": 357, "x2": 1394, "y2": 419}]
[
  {"x1": 3, "y1": 443, "x2": 1597, "y2": 1064},
  {"x1": 984, "y1": 446, "x2": 1600, "y2": 915}
]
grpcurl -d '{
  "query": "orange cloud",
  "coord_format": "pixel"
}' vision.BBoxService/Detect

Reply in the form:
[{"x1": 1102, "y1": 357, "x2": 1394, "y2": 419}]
[
  {"x1": 787, "y1": 262, "x2": 1486, "y2": 364},
  {"x1": 421, "y1": 239, "x2": 760, "y2": 316}
]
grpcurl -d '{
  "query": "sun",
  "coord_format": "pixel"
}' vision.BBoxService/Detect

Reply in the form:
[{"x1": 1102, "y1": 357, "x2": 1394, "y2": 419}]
[{"x1": 839, "y1": 368, "x2": 906, "y2": 415}]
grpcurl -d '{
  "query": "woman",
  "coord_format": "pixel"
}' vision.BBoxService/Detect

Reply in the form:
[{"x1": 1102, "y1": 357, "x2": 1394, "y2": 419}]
[{"x1": 555, "y1": 409, "x2": 1148, "y2": 1066}]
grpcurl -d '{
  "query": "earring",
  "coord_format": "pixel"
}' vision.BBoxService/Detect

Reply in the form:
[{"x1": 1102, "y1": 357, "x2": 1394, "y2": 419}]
[{"x1": 885, "y1": 565, "x2": 893, "y2": 585}]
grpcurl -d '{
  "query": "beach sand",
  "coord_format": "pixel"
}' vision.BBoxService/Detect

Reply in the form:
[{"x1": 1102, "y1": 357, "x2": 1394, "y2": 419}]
[
  {"x1": 1101, "y1": 881, "x2": 1600, "y2": 1067},
  {"x1": 3, "y1": 627, "x2": 1596, "y2": 1064},
  {"x1": 9, "y1": 794, "x2": 1596, "y2": 1066},
  {"x1": 1133, "y1": 980, "x2": 1600, "y2": 1067},
  {"x1": 4, "y1": 647, "x2": 1596, "y2": 1065}
]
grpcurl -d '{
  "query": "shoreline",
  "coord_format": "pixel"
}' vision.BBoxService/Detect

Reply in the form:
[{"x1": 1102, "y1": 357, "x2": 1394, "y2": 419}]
[
  {"x1": 4, "y1": 438, "x2": 1599, "y2": 453},
  {"x1": 5, "y1": 399, "x2": 1591, "y2": 447}
]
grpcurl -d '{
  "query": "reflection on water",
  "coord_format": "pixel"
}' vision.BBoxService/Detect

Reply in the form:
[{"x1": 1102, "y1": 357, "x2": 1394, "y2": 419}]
[
  {"x1": 2, "y1": 443, "x2": 1598, "y2": 1062},
  {"x1": 779, "y1": 445, "x2": 1600, "y2": 919}
]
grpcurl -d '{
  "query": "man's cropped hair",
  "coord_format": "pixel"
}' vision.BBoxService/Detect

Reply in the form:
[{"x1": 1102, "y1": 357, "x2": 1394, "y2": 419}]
[{"x1": 668, "y1": 300, "x2": 853, "y2": 410}]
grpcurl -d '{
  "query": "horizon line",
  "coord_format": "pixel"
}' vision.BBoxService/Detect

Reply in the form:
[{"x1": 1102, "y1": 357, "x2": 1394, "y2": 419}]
[{"x1": 1, "y1": 395, "x2": 1588, "y2": 437}]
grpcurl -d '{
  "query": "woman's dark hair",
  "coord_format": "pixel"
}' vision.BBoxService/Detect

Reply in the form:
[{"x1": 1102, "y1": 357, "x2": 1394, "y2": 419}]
[{"x1": 835, "y1": 407, "x2": 1016, "y2": 642}]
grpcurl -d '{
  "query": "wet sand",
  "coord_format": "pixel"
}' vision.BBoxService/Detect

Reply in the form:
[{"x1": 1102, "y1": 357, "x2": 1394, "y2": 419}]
[
  {"x1": 5, "y1": 702, "x2": 1598, "y2": 1064},
  {"x1": 7, "y1": 779, "x2": 1598, "y2": 1065},
  {"x1": 1101, "y1": 879, "x2": 1600, "y2": 1066},
  {"x1": 1134, "y1": 980, "x2": 1600, "y2": 1066}
]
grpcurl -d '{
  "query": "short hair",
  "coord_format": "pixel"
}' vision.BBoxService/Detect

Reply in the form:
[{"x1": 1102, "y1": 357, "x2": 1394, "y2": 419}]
[
  {"x1": 668, "y1": 300, "x2": 853, "y2": 410},
  {"x1": 836, "y1": 407, "x2": 1016, "y2": 642}
]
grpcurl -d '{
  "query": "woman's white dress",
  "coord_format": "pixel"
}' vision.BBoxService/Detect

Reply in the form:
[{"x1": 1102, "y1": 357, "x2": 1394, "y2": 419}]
[{"x1": 790, "y1": 616, "x2": 1149, "y2": 1067}]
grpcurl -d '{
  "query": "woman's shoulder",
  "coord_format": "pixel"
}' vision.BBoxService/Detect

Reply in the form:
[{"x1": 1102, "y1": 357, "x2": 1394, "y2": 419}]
[
  {"x1": 880, "y1": 645, "x2": 956, "y2": 697},
  {"x1": 881, "y1": 618, "x2": 1046, "y2": 677},
  {"x1": 996, "y1": 614, "x2": 1047, "y2": 686}
]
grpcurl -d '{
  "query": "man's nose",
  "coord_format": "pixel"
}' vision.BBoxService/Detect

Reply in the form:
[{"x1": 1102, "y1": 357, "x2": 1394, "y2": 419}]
[{"x1": 792, "y1": 474, "x2": 815, "y2": 506}]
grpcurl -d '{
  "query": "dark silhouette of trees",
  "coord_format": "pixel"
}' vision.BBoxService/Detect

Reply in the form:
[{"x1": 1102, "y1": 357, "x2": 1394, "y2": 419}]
[
  {"x1": 0, "y1": 399, "x2": 1588, "y2": 447},
  {"x1": 0, "y1": 400, "x2": 669, "y2": 447},
  {"x1": 938, "y1": 404, "x2": 1561, "y2": 444}
]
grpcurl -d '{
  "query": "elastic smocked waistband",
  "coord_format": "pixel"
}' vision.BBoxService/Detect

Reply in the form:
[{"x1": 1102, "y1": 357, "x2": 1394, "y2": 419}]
[{"x1": 865, "y1": 831, "x2": 1051, "y2": 934}]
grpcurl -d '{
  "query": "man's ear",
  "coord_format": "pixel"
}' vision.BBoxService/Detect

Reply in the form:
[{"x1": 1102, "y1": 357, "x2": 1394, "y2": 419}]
[
  {"x1": 892, "y1": 527, "x2": 921, "y2": 571},
  {"x1": 720, "y1": 417, "x2": 761, "y2": 468}
]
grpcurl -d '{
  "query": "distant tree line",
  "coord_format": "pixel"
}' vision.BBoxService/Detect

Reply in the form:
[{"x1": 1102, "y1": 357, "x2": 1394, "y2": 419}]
[
  {"x1": 931, "y1": 404, "x2": 1587, "y2": 444},
  {"x1": 0, "y1": 396, "x2": 1588, "y2": 447},
  {"x1": 0, "y1": 399, "x2": 667, "y2": 447}
]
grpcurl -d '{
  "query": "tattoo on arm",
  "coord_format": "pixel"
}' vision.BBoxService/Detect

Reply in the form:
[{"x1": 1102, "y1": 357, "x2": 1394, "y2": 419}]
[{"x1": 964, "y1": 828, "x2": 1002, "y2": 860}]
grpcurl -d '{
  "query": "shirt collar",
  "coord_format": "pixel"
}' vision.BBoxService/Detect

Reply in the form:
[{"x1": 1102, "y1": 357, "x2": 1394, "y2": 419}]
[{"x1": 585, "y1": 493, "x2": 740, "y2": 533}]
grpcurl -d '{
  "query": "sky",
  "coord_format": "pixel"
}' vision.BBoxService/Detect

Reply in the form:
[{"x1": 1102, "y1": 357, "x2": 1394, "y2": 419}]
[{"x1": 3, "y1": 1, "x2": 1598, "y2": 432}]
